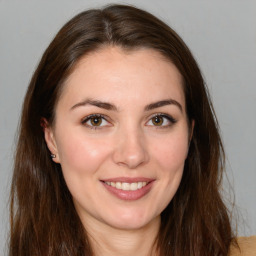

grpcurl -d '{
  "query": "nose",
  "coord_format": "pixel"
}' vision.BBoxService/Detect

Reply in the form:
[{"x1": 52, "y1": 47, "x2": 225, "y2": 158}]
[{"x1": 112, "y1": 128, "x2": 149, "y2": 169}]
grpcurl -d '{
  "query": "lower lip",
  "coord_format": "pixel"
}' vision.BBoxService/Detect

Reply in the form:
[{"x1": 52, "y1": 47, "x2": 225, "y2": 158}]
[{"x1": 101, "y1": 181, "x2": 154, "y2": 201}]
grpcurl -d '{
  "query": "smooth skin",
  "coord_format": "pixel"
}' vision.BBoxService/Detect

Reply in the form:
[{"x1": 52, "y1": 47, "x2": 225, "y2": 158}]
[{"x1": 44, "y1": 46, "x2": 192, "y2": 256}]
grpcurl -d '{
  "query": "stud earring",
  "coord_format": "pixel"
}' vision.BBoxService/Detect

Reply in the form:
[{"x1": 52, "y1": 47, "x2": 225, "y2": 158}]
[{"x1": 51, "y1": 154, "x2": 56, "y2": 159}]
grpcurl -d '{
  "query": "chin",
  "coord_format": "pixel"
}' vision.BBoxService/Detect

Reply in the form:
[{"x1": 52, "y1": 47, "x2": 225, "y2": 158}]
[
  {"x1": 108, "y1": 220, "x2": 151, "y2": 230},
  {"x1": 103, "y1": 210, "x2": 159, "y2": 231}
]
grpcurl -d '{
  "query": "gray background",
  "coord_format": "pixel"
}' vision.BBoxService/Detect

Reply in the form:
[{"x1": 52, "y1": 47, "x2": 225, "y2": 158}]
[{"x1": 1, "y1": 0, "x2": 255, "y2": 254}]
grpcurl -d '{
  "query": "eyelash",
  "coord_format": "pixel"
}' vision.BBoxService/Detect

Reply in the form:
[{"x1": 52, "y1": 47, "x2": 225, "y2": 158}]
[
  {"x1": 81, "y1": 114, "x2": 110, "y2": 130},
  {"x1": 81, "y1": 113, "x2": 177, "y2": 130},
  {"x1": 148, "y1": 113, "x2": 177, "y2": 128}
]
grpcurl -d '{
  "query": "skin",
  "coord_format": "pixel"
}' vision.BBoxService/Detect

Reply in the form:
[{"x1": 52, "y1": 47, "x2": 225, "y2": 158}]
[{"x1": 44, "y1": 46, "x2": 192, "y2": 256}]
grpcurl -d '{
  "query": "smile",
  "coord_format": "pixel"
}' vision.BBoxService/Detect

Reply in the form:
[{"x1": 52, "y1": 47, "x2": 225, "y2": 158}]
[
  {"x1": 104, "y1": 181, "x2": 148, "y2": 191},
  {"x1": 101, "y1": 178, "x2": 155, "y2": 201}
]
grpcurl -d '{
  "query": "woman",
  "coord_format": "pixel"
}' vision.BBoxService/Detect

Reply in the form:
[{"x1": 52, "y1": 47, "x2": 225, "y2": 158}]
[{"x1": 9, "y1": 4, "x2": 255, "y2": 256}]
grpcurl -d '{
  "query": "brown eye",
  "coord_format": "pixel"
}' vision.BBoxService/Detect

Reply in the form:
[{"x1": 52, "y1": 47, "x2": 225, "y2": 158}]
[
  {"x1": 81, "y1": 114, "x2": 112, "y2": 130},
  {"x1": 90, "y1": 116, "x2": 102, "y2": 126},
  {"x1": 152, "y1": 116, "x2": 163, "y2": 126},
  {"x1": 146, "y1": 114, "x2": 177, "y2": 127},
  {"x1": 82, "y1": 114, "x2": 111, "y2": 129}
]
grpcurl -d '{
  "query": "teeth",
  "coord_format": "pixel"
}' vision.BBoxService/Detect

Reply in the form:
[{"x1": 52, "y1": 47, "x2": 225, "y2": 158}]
[
  {"x1": 122, "y1": 182, "x2": 130, "y2": 190},
  {"x1": 130, "y1": 183, "x2": 138, "y2": 191},
  {"x1": 116, "y1": 182, "x2": 122, "y2": 189},
  {"x1": 104, "y1": 181, "x2": 148, "y2": 191}
]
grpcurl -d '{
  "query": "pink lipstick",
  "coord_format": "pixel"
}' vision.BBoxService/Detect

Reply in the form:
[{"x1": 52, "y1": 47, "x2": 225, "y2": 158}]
[{"x1": 101, "y1": 177, "x2": 155, "y2": 201}]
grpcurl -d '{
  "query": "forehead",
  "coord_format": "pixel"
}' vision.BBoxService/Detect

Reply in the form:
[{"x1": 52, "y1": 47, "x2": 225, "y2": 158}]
[{"x1": 58, "y1": 46, "x2": 185, "y2": 110}]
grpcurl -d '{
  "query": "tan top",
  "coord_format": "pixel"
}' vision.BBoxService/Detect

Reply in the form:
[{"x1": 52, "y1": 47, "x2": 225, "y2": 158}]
[{"x1": 229, "y1": 236, "x2": 256, "y2": 256}]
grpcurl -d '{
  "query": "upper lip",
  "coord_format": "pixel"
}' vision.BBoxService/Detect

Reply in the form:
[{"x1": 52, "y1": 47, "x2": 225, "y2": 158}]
[{"x1": 101, "y1": 177, "x2": 155, "y2": 183}]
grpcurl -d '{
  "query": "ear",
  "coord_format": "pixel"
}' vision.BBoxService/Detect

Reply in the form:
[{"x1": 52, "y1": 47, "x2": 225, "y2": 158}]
[{"x1": 41, "y1": 118, "x2": 60, "y2": 163}]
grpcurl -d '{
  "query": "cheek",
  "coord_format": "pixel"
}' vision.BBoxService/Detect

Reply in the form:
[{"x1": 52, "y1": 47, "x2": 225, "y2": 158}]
[
  {"x1": 56, "y1": 133, "x2": 111, "y2": 175},
  {"x1": 147, "y1": 132, "x2": 188, "y2": 214},
  {"x1": 152, "y1": 132, "x2": 189, "y2": 172}
]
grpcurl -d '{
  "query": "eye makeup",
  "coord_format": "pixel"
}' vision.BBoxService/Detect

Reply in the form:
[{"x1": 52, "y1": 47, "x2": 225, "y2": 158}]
[
  {"x1": 81, "y1": 112, "x2": 177, "y2": 131},
  {"x1": 146, "y1": 113, "x2": 177, "y2": 129},
  {"x1": 81, "y1": 114, "x2": 112, "y2": 130}
]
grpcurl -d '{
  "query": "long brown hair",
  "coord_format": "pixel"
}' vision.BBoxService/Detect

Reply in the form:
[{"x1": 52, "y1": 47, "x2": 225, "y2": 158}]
[{"x1": 10, "y1": 4, "x2": 235, "y2": 255}]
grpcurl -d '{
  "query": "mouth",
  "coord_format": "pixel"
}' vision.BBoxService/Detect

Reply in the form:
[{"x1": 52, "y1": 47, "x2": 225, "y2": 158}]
[
  {"x1": 103, "y1": 181, "x2": 149, "y2": 191},
  {"x1": 100, "y1": 178, "x2": 155, "y2": 201}
]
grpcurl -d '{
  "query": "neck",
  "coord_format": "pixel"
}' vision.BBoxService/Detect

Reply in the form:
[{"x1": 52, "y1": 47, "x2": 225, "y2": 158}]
[{"x1": 83, "y1": 216, "x2": 160, "y2": 256}]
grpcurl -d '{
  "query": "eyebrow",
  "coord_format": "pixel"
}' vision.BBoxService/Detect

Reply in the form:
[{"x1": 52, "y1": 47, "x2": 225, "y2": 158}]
[
  {"x1": 70, "y1": 98, "x2": 182, "y2": 112},
  {"x1": 70, "y1": 99, "x2": 118, "y2": 111},
  {"x1": 144, "y1": 99, "x2": 182, "y2": 112}
]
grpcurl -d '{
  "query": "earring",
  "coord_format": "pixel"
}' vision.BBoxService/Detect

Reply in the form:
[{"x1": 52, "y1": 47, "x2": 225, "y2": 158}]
[{"x1": 51, "y1": 154, "x2": 56, "y2": 159}]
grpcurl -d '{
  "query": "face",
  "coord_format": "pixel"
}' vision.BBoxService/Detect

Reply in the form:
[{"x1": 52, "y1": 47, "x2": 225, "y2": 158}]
[{"x1": 45, "y1": 46, "x2": 191, "y2": 231}]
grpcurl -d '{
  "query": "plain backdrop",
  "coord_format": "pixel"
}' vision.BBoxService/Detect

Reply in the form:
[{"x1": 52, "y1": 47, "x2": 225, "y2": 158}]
[{"x1": 0, "y1": 0, "x2": 255, "y2": 254}]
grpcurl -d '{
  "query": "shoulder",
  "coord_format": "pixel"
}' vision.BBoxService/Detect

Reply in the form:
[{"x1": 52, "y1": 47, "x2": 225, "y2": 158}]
[{"x1": 229, "y1": 236, "x2": 256, "y2": 256}]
